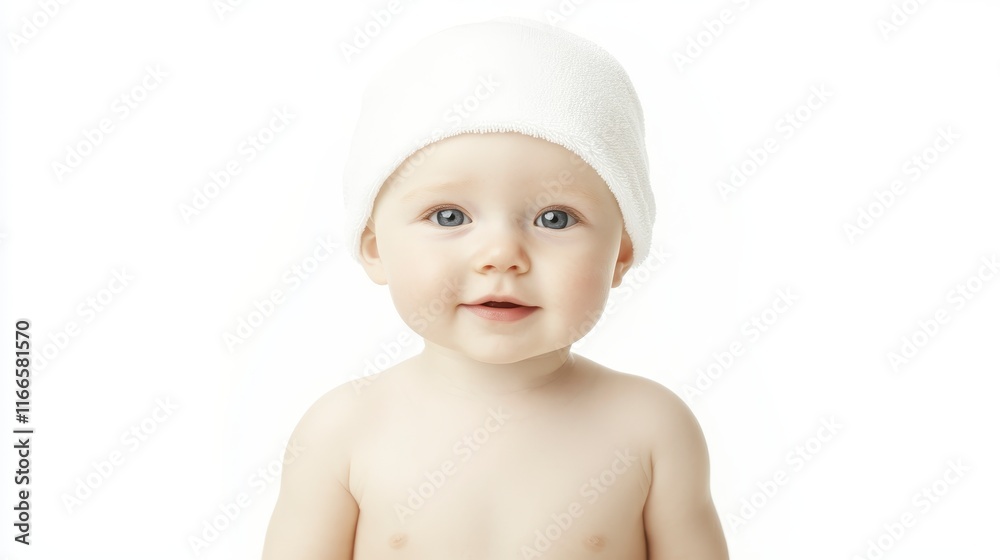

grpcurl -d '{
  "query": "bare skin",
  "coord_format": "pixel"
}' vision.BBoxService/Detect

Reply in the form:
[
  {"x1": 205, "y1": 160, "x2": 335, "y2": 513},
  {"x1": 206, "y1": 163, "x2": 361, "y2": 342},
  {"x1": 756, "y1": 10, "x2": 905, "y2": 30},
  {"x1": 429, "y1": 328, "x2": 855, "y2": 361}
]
[
  {"x1": 263, "y1": 352, "x2": 728, "y2": 559},
  {"x1": 351, "y1": 352, "x2": 649, "y2": 559},
  {"x1": 262, "y1": 132, "x2": 728, "y2": 559}
]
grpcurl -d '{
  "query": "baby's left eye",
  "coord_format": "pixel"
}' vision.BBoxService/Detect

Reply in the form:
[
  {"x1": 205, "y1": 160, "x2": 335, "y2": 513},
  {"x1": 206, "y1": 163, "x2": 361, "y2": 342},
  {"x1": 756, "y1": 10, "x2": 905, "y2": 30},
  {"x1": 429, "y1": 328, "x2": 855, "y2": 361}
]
[{"x1": 535, "y1": 209, "x2": 578, "y2": 229}]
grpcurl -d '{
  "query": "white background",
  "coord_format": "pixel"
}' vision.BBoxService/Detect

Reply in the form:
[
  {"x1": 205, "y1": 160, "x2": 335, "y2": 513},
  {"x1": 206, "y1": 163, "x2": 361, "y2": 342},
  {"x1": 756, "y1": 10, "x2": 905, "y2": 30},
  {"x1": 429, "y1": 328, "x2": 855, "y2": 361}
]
[{"x1": 2, "y1": 0, "x2": 998, "y2": 558}]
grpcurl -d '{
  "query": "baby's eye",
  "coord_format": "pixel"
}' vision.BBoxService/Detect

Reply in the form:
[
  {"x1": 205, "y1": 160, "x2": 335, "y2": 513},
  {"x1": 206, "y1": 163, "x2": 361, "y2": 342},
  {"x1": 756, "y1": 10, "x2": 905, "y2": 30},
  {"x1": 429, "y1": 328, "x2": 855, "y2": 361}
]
[
  {"x1": 429, "y1": 208, "x2": 469, "y2": 227},
  {"x1": 535, "y1": 208, "x2": 578, "y2": 230}
]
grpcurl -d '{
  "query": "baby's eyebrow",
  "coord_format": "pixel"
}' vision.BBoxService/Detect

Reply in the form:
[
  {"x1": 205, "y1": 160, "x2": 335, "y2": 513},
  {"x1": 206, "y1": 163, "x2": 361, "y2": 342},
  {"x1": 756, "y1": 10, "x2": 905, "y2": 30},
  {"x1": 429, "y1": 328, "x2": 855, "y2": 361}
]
[{"x1": 400, "y1": 180, "x2": 473, "y2": 203}]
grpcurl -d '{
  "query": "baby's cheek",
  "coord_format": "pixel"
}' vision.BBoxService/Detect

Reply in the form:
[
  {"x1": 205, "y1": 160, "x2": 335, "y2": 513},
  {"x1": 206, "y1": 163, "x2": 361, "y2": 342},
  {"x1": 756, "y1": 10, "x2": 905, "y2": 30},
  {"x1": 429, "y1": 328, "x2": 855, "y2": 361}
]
[
  {"x1": 391, "y1": 255, "x2": 458, "y2": 319},
  {"x1": 571, "y1": 260, "x2": 613, "y2": 303},
  {"x1": 557, "y1": 270, "x2": 612, "y2": 337},
  {"x1": 383, "y1": 243, "x2": 423, "y2": 287}
]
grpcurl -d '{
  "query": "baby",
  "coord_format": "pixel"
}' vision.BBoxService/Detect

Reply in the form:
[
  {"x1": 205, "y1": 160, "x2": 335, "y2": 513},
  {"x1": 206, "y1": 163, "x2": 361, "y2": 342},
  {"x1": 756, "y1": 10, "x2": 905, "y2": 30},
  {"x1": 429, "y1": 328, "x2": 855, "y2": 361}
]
[{"x1": 263, "y1": 17, "x2": 728, "y2": 560}]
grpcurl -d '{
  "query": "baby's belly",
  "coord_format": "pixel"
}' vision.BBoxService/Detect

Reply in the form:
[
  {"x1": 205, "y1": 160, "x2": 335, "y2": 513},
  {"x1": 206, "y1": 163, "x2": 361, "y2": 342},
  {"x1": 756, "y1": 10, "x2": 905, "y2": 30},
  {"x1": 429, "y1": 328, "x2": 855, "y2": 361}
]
[{"x1": 349, "y1": 415, "x2": 650, "y2": 559}]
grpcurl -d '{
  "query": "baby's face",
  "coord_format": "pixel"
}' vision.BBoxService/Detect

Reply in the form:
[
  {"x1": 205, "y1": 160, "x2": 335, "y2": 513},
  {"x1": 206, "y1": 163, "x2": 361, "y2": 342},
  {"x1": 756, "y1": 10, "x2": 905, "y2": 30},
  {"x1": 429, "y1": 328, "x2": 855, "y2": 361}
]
[{"x1": 359, "y1": 132, "x2": 633, "y2": 363}]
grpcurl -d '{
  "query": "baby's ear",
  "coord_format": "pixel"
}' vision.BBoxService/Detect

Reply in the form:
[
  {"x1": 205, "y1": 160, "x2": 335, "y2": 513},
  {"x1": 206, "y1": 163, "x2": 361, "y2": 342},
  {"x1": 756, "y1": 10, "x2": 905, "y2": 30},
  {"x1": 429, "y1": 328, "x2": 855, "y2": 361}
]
[
  {"x1": 359, "y1": 222, "x2": 388, "y2": 285},
  {"x1": 611, "y1": 227, "x2": 634, "y2": 289}
]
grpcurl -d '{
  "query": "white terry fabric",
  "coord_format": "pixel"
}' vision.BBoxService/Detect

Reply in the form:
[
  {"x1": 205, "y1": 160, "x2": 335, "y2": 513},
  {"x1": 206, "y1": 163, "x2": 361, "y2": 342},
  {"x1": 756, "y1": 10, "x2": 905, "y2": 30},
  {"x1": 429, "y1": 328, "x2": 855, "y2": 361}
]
[{"x1": 342, "y1": 16, "x2": 655, "y2": 267}]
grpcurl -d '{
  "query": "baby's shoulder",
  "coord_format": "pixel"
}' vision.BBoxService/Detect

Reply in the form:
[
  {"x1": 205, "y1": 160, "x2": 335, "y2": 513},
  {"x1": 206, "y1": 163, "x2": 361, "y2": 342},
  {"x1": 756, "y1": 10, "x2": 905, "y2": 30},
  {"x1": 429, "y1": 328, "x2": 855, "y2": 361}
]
[
  {"x1": 296, "y1": 367, "x2": 401, "y2": 431},
  {"x1": 286, "y1": 381, "x2": 364, "y2": 453},
  {"x1": 588, "y1": 361, "x2": 685, "y2": 408},
  {"x1": 586, "y1": 363, "x2": 702, "y2": 441}
]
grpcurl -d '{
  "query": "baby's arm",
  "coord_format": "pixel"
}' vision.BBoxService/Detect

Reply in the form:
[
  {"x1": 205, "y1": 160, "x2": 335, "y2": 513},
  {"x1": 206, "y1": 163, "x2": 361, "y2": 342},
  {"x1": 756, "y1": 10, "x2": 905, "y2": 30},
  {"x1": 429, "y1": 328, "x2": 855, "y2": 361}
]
[
  {"x1": 641, "y1": 385, "x2": 729, "y2": 559},
  {"x1": 262, "y1": 386, "x2": 359, "y2": 559}
]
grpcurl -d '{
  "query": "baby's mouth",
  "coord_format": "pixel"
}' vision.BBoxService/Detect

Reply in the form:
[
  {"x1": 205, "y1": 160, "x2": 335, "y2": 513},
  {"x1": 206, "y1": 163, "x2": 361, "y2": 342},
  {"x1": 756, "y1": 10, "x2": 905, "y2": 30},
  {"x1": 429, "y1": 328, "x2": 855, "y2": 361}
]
[{"x1": 481, "y1": 301, "x2": 521, "y2": 308}]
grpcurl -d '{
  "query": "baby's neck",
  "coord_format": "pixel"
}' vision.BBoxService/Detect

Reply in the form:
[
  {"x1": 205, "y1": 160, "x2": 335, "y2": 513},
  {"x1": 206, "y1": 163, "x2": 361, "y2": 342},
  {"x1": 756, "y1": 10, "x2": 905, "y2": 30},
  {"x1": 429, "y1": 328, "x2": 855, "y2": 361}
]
[{"x1": 412, "y1": 345, "x2": 576, "y2": 399}]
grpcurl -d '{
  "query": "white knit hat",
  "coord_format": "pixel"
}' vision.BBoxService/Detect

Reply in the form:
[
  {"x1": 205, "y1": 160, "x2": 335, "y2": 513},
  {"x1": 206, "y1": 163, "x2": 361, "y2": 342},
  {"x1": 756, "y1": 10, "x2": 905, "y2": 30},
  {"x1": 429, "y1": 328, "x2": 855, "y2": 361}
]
[{"x1": 342, "y1": 16, "x2": 655, "y2": 266}]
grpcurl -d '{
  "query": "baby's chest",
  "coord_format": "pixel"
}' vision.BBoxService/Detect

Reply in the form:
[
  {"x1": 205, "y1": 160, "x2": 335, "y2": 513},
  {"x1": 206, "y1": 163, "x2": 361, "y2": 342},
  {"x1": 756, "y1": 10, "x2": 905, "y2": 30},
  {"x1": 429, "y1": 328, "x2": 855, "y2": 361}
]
[{"x1": 349, "y1": 410, "x2": 651, "y2": 558}]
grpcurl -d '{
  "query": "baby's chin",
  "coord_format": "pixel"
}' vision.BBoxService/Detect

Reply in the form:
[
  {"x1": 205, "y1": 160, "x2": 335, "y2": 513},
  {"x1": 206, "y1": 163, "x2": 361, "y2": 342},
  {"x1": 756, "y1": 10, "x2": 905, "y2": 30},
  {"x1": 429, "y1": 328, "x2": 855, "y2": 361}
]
[
  {"x1": 433, "y1": 343, "x2": 533, "y2": 365},
  {"x1": 440, "y1": 341, "x2": 571, "y2": 367}
]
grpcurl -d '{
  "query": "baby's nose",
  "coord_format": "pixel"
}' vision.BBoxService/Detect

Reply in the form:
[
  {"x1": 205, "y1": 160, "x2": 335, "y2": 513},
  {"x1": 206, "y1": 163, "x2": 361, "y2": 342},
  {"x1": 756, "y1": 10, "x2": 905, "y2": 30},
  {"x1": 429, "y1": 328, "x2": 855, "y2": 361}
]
[{"x1": 472, "y1": 218, "x2": 530, "y2": 274}]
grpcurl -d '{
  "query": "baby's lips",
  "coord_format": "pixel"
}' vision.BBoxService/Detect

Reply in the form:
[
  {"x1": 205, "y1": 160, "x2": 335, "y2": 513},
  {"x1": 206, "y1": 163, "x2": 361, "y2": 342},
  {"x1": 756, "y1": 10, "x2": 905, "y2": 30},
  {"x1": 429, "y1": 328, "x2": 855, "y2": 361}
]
[
  {"x1": 465, "y1": 294, "x2": 535, "y2": 307},
  {"x1": 480, "y1": 301, "x2": 521, "y2": 308}
]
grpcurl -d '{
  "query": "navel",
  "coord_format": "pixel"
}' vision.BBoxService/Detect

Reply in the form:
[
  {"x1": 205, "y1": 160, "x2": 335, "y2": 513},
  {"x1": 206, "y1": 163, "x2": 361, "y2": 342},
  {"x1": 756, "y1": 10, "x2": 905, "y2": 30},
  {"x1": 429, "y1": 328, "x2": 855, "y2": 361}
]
[
  {"x1": 388, "y1": 532, "x2": 408, "y2": 549},
  {"x1": 583, "y1": 534, "x2": 606, "y2": 552}
]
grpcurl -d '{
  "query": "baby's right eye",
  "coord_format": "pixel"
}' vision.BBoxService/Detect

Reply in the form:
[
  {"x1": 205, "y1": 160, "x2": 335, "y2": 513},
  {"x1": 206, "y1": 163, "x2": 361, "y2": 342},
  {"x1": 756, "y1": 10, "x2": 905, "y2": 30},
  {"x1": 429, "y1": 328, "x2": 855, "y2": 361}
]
[{"x1": 428, "y1": 207, "x2": 469, "y2": 227}]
